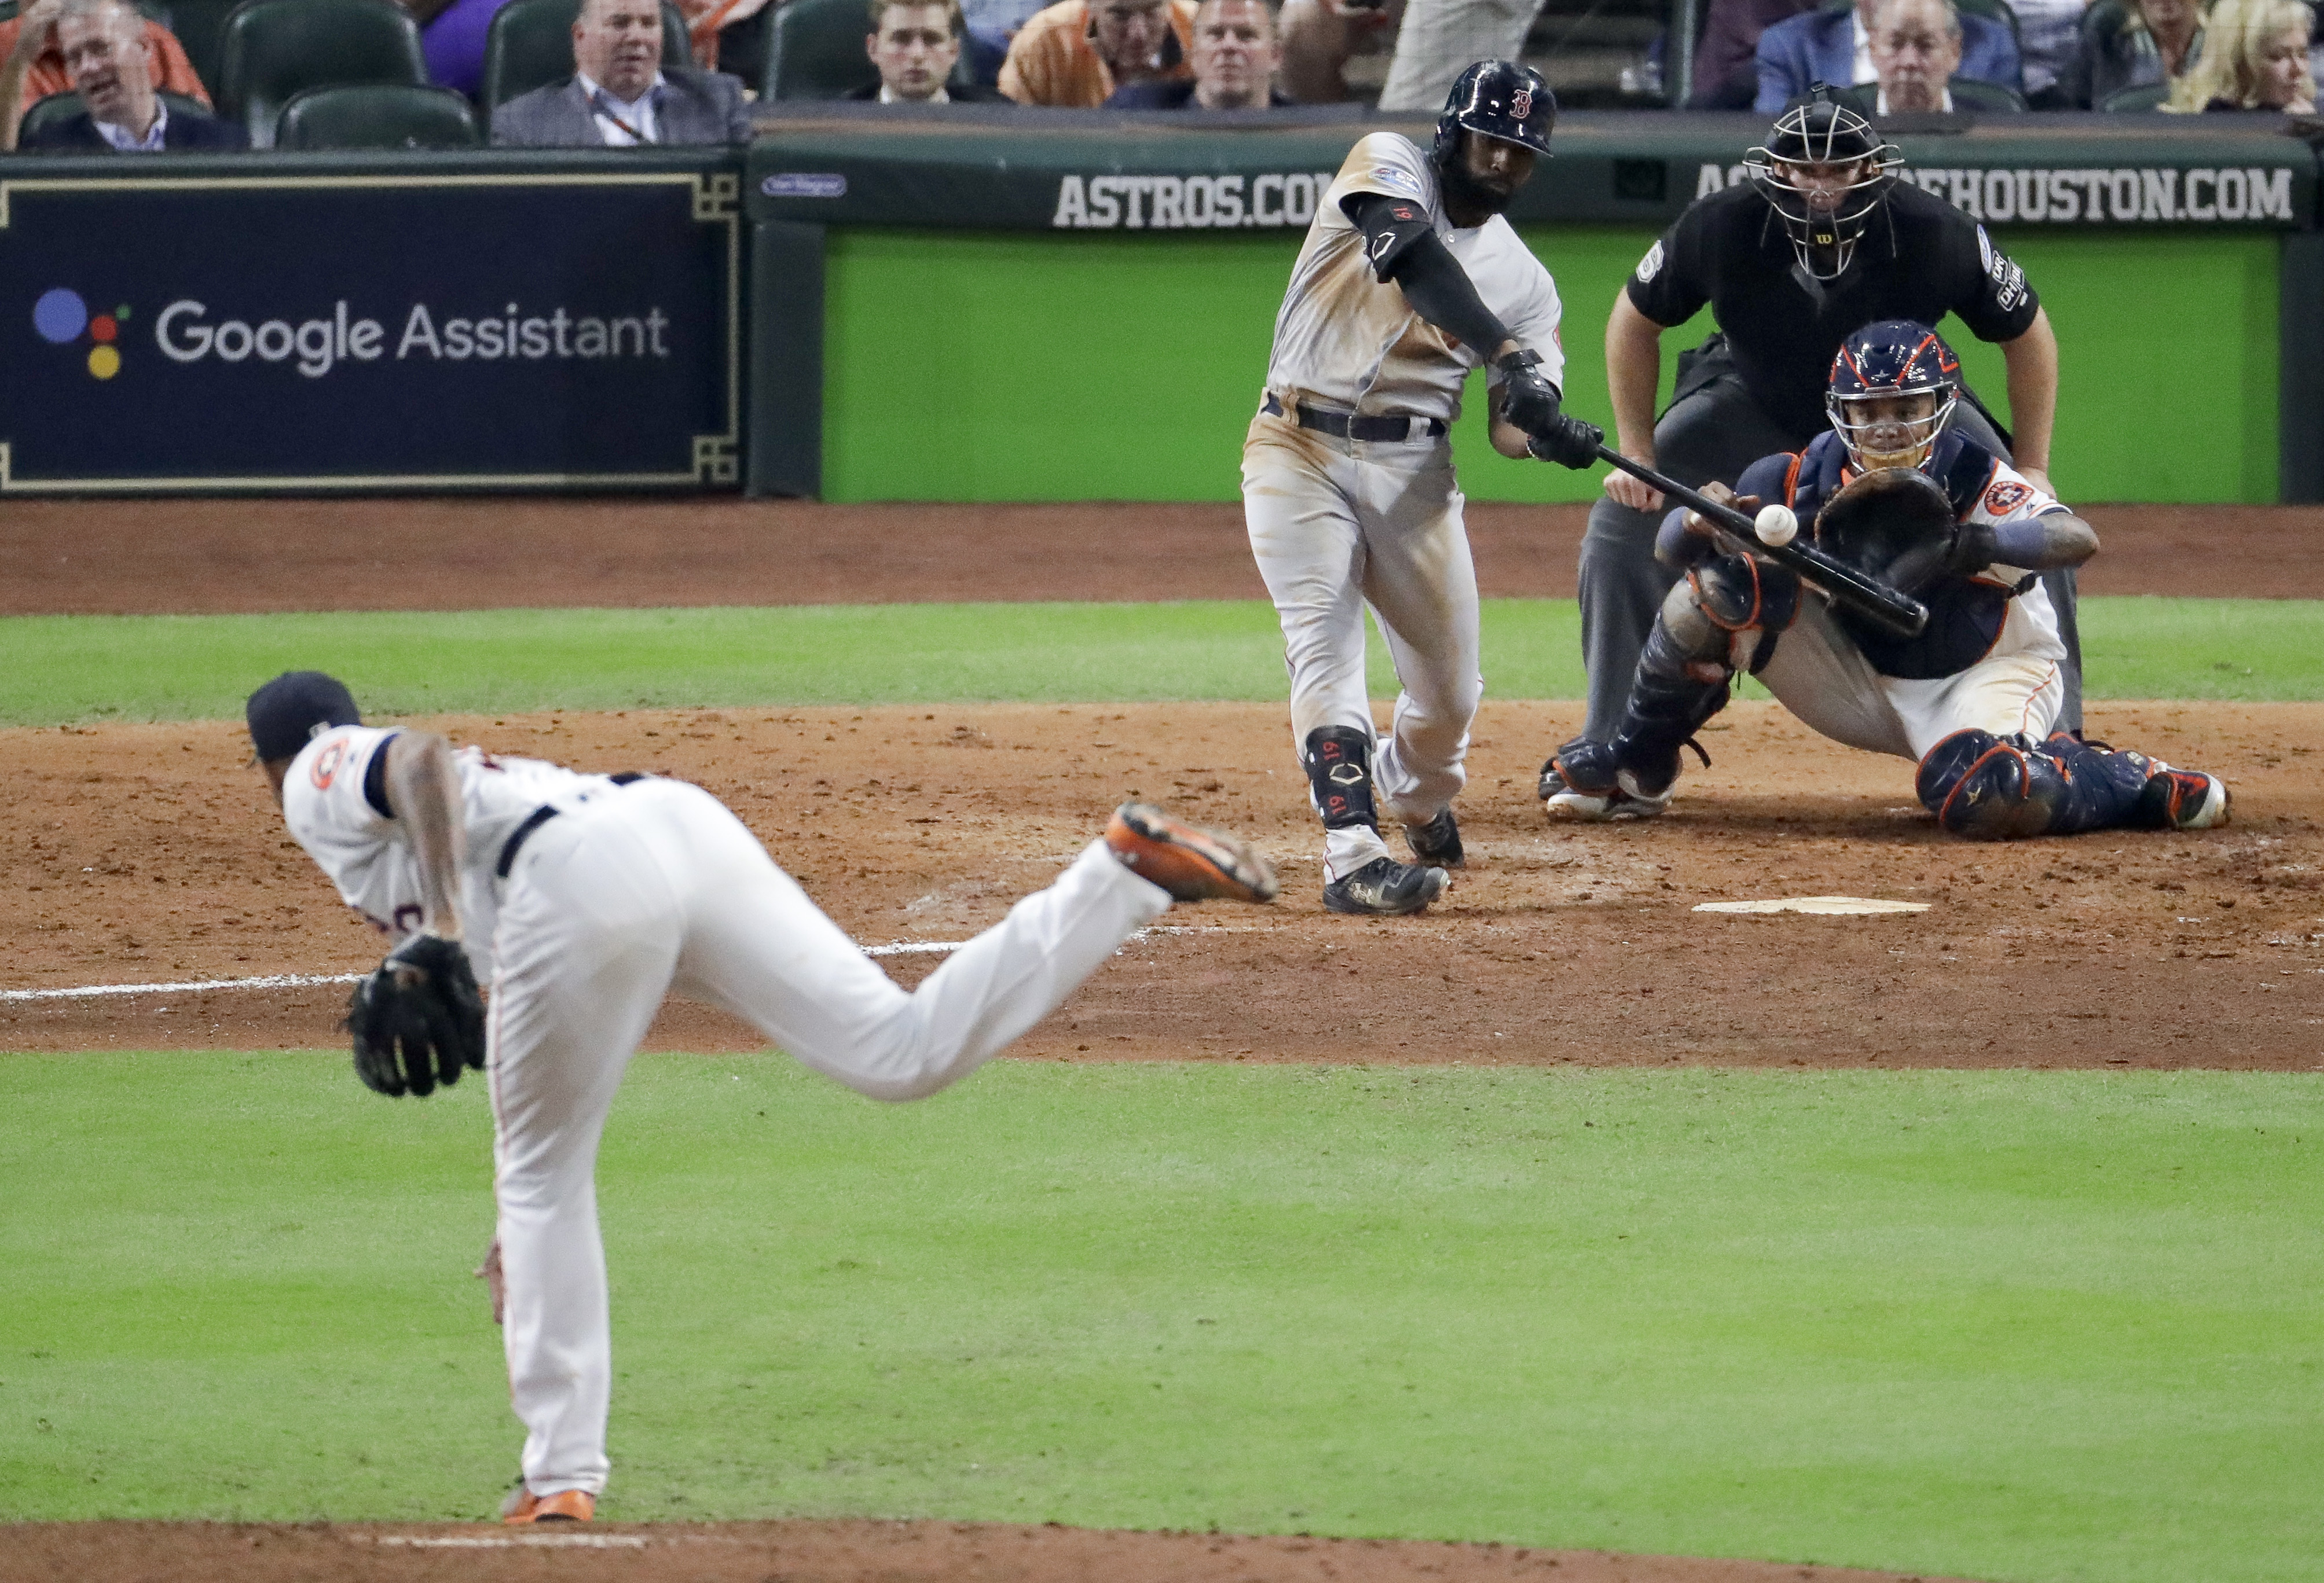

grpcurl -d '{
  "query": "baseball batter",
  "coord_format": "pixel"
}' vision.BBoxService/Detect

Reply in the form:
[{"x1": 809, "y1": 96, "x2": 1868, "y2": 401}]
[
  {"x1": 244, "y1": 671, "x2": 1279, "y2": 1523},
  {"x1": 1244, "y1": 58, "x2": 1602, "y2": 915},
  {"x1": 1549, "y1": 322, "x2": 2230, "y2": 838}
]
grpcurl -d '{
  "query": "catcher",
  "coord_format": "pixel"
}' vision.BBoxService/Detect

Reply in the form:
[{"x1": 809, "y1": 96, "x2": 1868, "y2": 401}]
[
  {"x1": 1548, "y1": 321, "x2": 2229, "y2": 838},
  {"x1": 245, "y1": 671, "x2": 1278, "y2": 1523}
]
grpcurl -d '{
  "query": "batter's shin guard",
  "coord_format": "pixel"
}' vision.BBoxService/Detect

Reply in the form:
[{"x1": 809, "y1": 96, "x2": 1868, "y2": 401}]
[
  {"x1": 1916, "y1": 730, "x2": 2151, "y2": 839},
  {"x1": 1606, "y1": 622, "x2": 1731, "y2": 799},
  {"x1": 1304, "y1": 725, "x2": 1380, "y2": 830}
]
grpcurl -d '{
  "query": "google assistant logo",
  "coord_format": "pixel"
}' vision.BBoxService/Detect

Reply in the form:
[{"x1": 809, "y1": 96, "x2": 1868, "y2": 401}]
[{"x1": 34, "y1": 287, "x2": 131, "y2": 379}]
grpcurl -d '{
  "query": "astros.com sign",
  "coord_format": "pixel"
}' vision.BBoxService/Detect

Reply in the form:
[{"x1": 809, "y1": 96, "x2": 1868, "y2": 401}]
[
  {"x1": 1050, "y1": 171, "x2": 1340, "y2": 230},
  {"x1": 151, "y1": 299, "x2": 677, "y2": 379}
]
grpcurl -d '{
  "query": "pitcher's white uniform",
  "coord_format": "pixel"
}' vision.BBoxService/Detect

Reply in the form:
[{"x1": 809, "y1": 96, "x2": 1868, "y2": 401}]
[
  {"x1": 1244, "y1": 130, "x2": 1566, "y2": 880},
  {"x1": 281, "y1": 726, "x2": 1174, "y2": 1501}
]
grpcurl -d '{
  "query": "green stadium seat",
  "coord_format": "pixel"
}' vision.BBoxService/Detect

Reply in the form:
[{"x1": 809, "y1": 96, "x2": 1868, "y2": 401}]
[
  {"x1": 764, "y1": 0, "x2": 882, "y2": 100},
  {"x1": 217, "y1": 0, "x2": 428, "y2": 149},
  {"x1": 479, "y1": 0, "x2": 690, "y2": 112},
  {"x1": 2101, "y1": 81, "x2": 2174, "y2": 111},
  {"x1": 163, "y1": 0, "x2": 248, "y2": 100},
  {"x1": 17, "y1": 87, "x2": 213, "y2": 139},
  {"x1": 276, "y1": 82, "x2": 482, "y2": 148}
]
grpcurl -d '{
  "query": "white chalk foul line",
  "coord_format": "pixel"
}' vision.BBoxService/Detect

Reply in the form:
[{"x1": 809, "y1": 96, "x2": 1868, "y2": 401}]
[
  {"x1": 372, "y1": 1534, "x2": 648, "y2": 1549},
  {"x1": 1, "y1": 927, "x2": 1258, "y2": 1003}
]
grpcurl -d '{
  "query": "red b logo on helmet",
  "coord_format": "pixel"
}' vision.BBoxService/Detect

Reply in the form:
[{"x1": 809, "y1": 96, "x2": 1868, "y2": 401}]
[{"x1": 1512, "y1": 87, "x2": 1533, "y2": 119}]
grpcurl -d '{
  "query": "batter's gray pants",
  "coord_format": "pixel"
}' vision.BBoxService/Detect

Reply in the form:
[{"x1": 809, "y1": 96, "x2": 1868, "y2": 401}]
[{"x1": 1577, "y1": 365, "x2": 2084, "y2": 740}]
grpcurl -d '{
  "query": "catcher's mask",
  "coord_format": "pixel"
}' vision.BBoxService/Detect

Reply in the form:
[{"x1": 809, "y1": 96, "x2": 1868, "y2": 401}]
[
  {"x1": 1827, "y1": 319, "x2": 1961, "y2": 472},
  {"x1": 1743, "y1": 91, "x2": 1900, "y2": 280},
  {"x1": 1433, "y1": 59, "x2": 1556, "y2": 165}
]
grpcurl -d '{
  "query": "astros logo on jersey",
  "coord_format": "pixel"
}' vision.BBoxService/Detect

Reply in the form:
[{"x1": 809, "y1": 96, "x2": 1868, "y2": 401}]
[{"x1": 310, "y1": 738, "x2": 349, "y2": 789}]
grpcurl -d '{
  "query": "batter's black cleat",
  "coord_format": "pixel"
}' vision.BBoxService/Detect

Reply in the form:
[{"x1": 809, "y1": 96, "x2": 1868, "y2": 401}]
[
  {"x1": 1403, "y1": 807, "x2": 1465, "y2": 868},
  {"x1": 1323, "y1": 856, "x2": 1449, "y2": 916},
  {"x1": 2132, "y1": 765, "x2": 2231, "y2": 831}
]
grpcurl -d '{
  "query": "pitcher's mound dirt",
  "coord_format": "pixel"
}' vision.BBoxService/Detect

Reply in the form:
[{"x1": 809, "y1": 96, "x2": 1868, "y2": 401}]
[
  {"x1": 7, "y1": 700, "x2": 2318, "y2": 1067},
  {"x1": 0, "y1": 1519, "x2": 1981, "y2": 1583}
]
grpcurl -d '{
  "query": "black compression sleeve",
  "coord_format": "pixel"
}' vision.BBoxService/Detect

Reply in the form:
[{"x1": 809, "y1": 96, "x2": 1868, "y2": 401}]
[{"x1": 1343, "y1": 192, "x2": 1515, "y2": 362}]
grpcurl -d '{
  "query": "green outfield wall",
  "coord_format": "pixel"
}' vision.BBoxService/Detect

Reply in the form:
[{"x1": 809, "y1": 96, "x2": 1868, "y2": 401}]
[{"x1": 818, "y1": 224, "x2": 2281, "y2": 506}]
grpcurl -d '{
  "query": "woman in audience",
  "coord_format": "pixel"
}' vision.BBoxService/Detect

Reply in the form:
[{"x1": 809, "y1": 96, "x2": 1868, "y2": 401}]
[
  {"x1": 2169, "y1": 0, "x2": 2314, "y2": 105},
  {"x1": 2057, "y1": 0, "x2": 2206, "y2": 106}
]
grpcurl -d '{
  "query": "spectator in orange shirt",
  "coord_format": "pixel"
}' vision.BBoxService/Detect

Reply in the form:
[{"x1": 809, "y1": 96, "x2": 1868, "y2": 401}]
[
  {"x1": 999, "y1": 0, "x2": 1198, "y2": 105},
  {"x1": 0, "y1": 0, "x2": 209, "y2": 135}
]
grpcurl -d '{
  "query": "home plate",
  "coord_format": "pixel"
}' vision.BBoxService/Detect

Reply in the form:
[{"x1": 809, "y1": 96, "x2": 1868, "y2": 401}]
[{"x1": 1693, "y1": 896, "x2": 1932, "y2": 916}]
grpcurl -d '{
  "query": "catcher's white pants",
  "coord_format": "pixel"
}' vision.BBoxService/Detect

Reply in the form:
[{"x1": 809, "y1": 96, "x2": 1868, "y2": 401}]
[
  {"x1": 1755, "y1": 585, "x2": 2069, "y2": 760},
  {"x1": 1242, "y1": 410, "x2": 1482, "y2": 880},
  {"x1": 484, "y1": 778, "x2": 1171, "y2": 1498}
]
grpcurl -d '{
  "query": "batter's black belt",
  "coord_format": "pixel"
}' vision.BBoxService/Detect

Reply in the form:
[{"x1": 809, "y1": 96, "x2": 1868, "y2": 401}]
[
  {"x1": 1262, "y1": 393, "x2": 1446, "y2": 442},
  {"x1": 496, "y1": 772, "x2": 647, "y2": 878}
]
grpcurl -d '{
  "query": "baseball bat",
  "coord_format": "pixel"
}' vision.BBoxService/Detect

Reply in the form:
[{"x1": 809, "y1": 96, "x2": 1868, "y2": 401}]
[{"x1": 1593, "y1": 445, "x2": 1930, "y2": 640}]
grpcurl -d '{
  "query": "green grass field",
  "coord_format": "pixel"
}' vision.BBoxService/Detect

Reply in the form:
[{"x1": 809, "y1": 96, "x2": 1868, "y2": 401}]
[
  {"x1": 4, "y1": 1056, "x2": 2320, "y2": 1583},
  {"x1": 1, "y1": 596, "x2": 2319, "y2": 726}
]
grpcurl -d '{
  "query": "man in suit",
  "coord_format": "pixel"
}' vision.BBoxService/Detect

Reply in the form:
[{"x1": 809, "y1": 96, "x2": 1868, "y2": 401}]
[
  {"x1": 8, "y1": 0, "x2": 244, "y2": 151},
  {"x1": 1831, "y1": 0, "x2": 2026, "y2": 111},
  {"x1": 844, "y1": 0, "x2": 1008, "y2": 100},
  {"x1": 1754, "y1": 0, "x2": 2018, "y2": 111},
  {"x1": 492, "y1": 0, "x2": 752, "y2": 146}
]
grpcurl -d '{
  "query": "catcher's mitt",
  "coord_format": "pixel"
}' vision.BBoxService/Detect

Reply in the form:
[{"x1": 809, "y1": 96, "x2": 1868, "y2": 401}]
[
  {"x1": 1811, "y1": 467, "x2": 1988, "y2": 595},
  {"x1": 344, "y1": 933, "x2": 486, "y2": 1097}
]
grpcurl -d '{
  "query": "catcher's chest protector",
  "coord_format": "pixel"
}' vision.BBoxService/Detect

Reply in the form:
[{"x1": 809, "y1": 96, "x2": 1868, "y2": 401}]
[{"x1": 1788, "y1": 431, "x2": 2022, "y2": 681}]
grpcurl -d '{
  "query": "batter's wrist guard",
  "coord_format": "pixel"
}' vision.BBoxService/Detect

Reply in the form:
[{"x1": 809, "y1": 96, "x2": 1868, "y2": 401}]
[{"x1": 1303, "y1": 725, "x2": 1379, "y2": 830}]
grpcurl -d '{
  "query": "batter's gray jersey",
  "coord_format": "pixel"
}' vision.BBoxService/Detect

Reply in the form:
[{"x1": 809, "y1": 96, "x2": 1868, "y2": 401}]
[{"x1": 1263, "y1": 131, "x2": 1566, "y2": 423}]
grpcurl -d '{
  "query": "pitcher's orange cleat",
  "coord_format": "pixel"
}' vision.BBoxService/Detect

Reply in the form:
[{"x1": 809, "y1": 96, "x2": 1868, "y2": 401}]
[
  {"x1": 1104, "y1": 804, "x2": 1279, "y2": 904},
  {"x1": 501, "y1": 1486, "x2": 595, "y2": 1524}
]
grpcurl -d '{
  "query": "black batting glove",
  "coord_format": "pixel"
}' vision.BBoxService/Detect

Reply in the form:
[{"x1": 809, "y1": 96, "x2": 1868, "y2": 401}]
[
  {"x1": 1527, "y1": 415, "x2": 1605, "y2": 470},
  {"x1": 1493, "y1": 348, "x2": 1564, "y2": 436}
]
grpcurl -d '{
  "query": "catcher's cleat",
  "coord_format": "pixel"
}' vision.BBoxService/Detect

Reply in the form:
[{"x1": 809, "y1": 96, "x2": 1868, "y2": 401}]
[
  {"x1": 1323, "y1": 856, "x2": 1448, "y2": 916},
  {"x1": 1403, "y1": 807, "x2": 1465, "y2": 869},
  {"x1": 1543, "y1": 741, "x2": 1670, "y2": 822},
  {"x1": 502, "y1": 1486, "x2": 595, "y2": 1525},
  {"x1": 2134, "y1": 765, "x2": 2230, "y2": 831},
  {"x1": 1106, "y1": 804, "x2": 1280, "y2": 903}
]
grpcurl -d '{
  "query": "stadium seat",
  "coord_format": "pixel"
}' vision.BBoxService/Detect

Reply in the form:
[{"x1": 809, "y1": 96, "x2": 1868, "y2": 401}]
[
  {"x1": 2101, "y1": 80, "x2": 2174, "y2": 111},
  {"x1": 764, "y1": 0, "x2": 881, "y2": 99},
  {"x1": 276, "y1": 82, "x2": 482, "y2": 148},
  {"x1": 479, "y1": 0, "x2": 690, "y2": 112},
  {"x1": 217, "y1": 0, "x2": 428, "y2": 149},
  {"x1": 163, "y1": 0, "x2": 247, "y2": 98},
  {"x1": 17, "y1": 87, "x2": 212, "y2": 139}
]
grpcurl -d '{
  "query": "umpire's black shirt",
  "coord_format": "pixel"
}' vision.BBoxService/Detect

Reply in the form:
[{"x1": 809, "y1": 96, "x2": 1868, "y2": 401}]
[{"x1": 1626, "y1": 180, "x2": 2040, "y2": 437}]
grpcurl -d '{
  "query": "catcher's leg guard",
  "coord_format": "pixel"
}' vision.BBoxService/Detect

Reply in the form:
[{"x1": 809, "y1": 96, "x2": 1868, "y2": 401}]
[
  {"x1": 1916, "y1": 729, "x2": 2155, "y2": 839},
  {"x1": 1608, "y1": 557, "x2": 1800, "y2": 797},
  {"x1": 1303, "y1": 725, "x2": 1379, "y2": 830}
]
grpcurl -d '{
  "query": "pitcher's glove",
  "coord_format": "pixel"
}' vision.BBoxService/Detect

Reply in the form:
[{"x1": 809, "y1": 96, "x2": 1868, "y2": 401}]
[
  {"x1": 1810, "y1": 466, "x2": 1974, "y2": 595},
  {"x1": 344, "y1": 933, "x2": 486, "y2": 1097}
]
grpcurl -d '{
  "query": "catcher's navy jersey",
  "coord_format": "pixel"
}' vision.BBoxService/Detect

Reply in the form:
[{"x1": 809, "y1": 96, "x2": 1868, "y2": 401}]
[{"x1": 1737, "y1": 429, "x2": 2062, "y2": 680}]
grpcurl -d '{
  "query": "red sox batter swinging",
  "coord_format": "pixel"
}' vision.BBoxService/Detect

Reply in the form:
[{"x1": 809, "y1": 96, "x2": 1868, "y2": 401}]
[{"x1": 1242, "y1": 60, "x2": 1602, "y2": 915}]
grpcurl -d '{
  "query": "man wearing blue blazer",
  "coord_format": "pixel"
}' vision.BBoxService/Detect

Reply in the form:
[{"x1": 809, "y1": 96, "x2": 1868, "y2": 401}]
[{"x1": 1754, "y1": 0, "x2": 2018, "y2": 112}]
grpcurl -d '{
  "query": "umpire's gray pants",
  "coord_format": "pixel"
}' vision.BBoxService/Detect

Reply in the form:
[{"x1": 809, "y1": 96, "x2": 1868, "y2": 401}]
[{"x1": 1577, "y1": 369, "x2": 2083, "y2": 740}]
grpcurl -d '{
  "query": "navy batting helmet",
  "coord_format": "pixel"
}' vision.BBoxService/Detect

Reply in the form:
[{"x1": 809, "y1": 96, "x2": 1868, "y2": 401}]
[
  {"x1": 1743, "y1": 89, "x2": 1901, "y2": 280},
  {"x1": 1433, "y1": 60, "x2": 1556, "y2": 163},
  {"x1": 1827, "y1": 319, "x2": 1962, "y2": 471}
]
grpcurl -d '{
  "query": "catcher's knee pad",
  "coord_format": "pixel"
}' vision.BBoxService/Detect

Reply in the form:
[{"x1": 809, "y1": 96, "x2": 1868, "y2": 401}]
[
  {"x1": 1304, "y1": 725, "x2": 1378, "y2": 829},
  {"x1": 1676, "y1": 554, "x2": 1802, "y2": 675},
  {"x1": 1916, "y1": 730, "x2": 2065, "y2": 839}
]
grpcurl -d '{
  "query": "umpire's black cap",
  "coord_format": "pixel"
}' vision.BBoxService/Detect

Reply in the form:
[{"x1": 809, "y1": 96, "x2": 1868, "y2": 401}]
[
  {"x1": 1434, "y1": 60, "x2": 1556, "y2": 163},
  {"x1": 247, "y1": 671, "x2": 361, "y2": 763}
]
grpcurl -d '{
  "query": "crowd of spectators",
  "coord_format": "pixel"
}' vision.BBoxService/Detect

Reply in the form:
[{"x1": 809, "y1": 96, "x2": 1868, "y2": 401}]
[{"x1": 0, "y1": 0, "x2": 2316, "y2": 155}]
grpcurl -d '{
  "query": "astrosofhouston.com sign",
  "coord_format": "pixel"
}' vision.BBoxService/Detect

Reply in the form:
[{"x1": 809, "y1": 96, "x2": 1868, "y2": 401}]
[{"x1": 0, "y1": 168, "x2": 741, "y2": 491}]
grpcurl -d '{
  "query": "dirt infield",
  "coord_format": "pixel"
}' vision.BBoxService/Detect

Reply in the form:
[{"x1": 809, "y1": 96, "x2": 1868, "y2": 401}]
[
  {"x1": 3, "y1": 497, "x2": 2321, "y2": 615},
  {"x1": 0, "y1": 1520, "x2": 1978, "y2": 1583},
  {"x1": 8, "y1": 700, "x2": 2318, "y2": 1066}
]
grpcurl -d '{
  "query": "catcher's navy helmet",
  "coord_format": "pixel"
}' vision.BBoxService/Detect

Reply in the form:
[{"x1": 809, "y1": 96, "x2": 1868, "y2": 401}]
[
  {"x1": 1743, "y1": 87, "x2": 1900, "y2": 280},
  {"x1": 1433, "y1": 60, "x2": 1556, "y2": 163},
  {"x1": 1827, "y1": 319, "x2": 1961, "y2": 471}
]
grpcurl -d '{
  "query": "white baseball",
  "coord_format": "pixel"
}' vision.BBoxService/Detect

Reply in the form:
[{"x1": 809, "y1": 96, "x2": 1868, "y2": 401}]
[{"x1": 1754, "y1": 503, "x2": 1798, "y2": 547}]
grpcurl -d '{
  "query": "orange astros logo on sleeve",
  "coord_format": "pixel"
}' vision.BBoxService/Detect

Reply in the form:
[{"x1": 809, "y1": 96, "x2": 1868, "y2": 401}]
[
  {"x1": 1983, "y1": 479, "x2": 2032, "y2": 516},
  {"x1": 310, "y1": 739, "x2": 348, "y2": 790}
]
